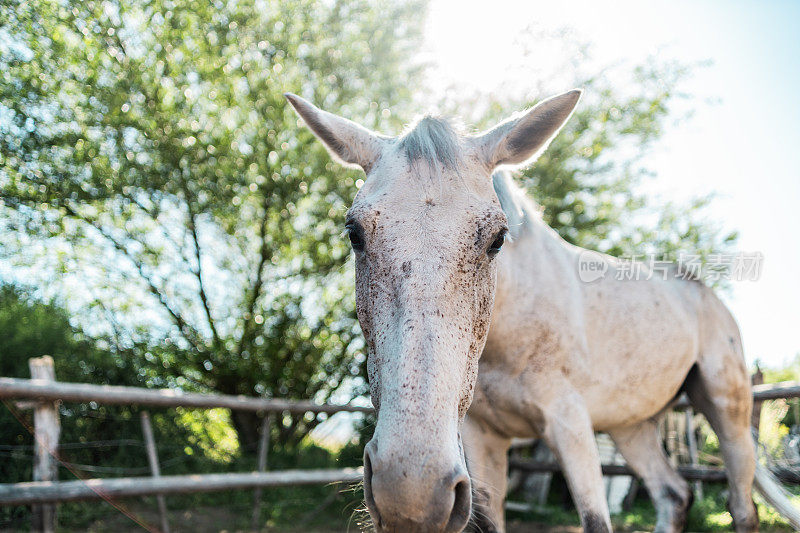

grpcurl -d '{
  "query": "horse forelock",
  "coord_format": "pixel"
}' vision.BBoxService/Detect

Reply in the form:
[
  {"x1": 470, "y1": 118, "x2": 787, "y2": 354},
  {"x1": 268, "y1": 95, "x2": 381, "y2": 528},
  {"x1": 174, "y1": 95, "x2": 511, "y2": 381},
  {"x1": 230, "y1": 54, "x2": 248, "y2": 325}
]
[
  {"x1": 398, "y1": 115, "x2": 463, "y2": 172},
  {"x1": 394, "y1": 116, "x2": 541, "y2": 237}
]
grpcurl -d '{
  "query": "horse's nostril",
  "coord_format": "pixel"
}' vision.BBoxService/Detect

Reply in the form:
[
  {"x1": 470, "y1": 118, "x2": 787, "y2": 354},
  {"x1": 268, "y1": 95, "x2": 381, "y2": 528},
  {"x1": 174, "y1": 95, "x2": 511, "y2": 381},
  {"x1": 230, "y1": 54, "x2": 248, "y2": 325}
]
[
  {"x1": 362, "y1": 448, "x2": 381, "y2": 527},
  {"x1": 446, "y1": 475, "x2": 472, "y2": 532}
]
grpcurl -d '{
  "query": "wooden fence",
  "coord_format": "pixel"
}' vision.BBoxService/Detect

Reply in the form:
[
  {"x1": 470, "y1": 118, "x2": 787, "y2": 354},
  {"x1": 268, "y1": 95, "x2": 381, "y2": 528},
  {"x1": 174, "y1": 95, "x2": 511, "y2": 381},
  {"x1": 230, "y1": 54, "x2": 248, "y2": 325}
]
[
  {"x1": 0, "y1": 357, "x2": 369, "y2": 532},
  {"x1": 2, "y1": 357, "x2": 800, "y2": 531}
]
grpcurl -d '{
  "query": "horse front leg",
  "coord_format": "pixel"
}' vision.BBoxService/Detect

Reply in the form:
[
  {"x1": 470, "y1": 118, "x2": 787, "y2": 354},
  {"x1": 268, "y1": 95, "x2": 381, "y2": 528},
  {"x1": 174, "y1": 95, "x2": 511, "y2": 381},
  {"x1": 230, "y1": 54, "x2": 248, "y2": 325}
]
[
  {"x1": 542, "y1": 393, "x2": 612, "y2": 533},
  {"x1": 462, "y1": 414, "x2": 511, "y2": 532}
]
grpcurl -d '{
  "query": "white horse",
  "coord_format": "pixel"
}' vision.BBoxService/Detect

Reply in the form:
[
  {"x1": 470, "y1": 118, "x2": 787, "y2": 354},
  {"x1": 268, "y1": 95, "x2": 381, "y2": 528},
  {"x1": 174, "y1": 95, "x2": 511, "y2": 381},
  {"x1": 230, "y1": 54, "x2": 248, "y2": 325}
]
[{"x1": 285, "y1": 90, "x2": 797, "y2": 533}]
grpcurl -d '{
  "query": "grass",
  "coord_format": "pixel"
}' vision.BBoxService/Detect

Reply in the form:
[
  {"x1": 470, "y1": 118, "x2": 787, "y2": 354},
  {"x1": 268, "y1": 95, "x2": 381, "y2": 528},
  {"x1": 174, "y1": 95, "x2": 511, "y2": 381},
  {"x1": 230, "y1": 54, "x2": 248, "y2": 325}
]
[{"x1": 507, "y1": 485, "x2": 796, "y2": 532}]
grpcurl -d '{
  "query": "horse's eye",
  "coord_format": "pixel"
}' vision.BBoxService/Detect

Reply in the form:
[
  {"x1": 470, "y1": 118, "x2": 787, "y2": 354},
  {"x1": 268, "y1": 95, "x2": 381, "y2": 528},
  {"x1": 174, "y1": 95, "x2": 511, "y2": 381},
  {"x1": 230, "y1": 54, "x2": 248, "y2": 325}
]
[
  {"x1": 488, "y1": 230, "x2": 506, "y2": 257},
  {"x1": 346, "y1": 223, "x2": 365, "y2": 252}
]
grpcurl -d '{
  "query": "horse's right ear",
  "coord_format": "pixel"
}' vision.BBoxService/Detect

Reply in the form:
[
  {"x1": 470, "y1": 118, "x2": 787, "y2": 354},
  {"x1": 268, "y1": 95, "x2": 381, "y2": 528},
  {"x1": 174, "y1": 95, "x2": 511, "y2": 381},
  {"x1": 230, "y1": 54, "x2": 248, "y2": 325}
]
[{"x1": 284, "y1": 93, "x2": 385, "y2": 172}]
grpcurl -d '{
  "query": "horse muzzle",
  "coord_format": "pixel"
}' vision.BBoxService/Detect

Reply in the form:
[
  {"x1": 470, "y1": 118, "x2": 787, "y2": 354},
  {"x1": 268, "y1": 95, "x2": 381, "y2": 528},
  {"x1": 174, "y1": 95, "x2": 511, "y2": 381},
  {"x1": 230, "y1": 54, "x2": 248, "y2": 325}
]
[{"x1": 363, "y1": 439, "x2": 472, "y2": 532}]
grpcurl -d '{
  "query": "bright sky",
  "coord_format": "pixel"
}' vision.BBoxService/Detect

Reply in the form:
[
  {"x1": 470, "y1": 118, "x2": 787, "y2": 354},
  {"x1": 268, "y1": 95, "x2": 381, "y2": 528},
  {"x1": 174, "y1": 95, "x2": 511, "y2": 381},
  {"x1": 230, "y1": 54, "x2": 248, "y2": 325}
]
[{"x1": 425, "y1": 0, "x2": 800, "y2": 367}]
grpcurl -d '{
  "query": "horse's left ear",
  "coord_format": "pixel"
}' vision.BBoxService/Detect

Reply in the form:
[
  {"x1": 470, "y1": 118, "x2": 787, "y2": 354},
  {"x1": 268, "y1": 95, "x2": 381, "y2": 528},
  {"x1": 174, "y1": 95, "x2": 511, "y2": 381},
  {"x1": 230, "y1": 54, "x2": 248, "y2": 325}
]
[
  {"x1": 284, "y1": 93, "x2": 385, "y2": 172},
  {"x1": 474, "y1": 89, "x2": 582, "y2": 169}
]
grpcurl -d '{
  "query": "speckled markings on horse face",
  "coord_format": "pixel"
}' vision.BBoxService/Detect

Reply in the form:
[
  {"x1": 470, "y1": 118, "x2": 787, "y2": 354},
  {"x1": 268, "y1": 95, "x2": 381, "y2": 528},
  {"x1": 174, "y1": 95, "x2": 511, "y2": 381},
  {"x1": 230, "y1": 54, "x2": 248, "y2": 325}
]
[
  {"x1": 342, "y1": 132, "x2": 510, "y2": 532},
  {"x1": 348, "y1": 144, "x2": 507, "y2": 428}
]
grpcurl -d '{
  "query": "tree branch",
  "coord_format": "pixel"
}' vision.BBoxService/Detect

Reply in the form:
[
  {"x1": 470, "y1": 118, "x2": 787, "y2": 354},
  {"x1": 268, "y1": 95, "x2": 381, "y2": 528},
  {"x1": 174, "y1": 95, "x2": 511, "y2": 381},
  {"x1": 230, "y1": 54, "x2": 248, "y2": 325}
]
[
  {"x1": 184, "y1": 194, "x2": 222, "y2": 349},
  {"x1": 62, "y1": 203, "x2": 209, "y2": 356},
  {"x1": 235, "y1": 194, "x2": 272, "y2": 358}
]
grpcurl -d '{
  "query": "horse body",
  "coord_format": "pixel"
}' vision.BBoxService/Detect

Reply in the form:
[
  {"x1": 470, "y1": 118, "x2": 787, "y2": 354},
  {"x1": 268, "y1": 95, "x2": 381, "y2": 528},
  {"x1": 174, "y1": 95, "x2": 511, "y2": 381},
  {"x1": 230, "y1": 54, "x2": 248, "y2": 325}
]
[
  {"x1": 464, "y1": 173, "x2": 757, "y2": 532},
  {"x1": 285, "y1": 90, "x2": 763, "y2": 533},
  {"x1": 474, "y1": 183, "x2": 702, "y2": 434}
]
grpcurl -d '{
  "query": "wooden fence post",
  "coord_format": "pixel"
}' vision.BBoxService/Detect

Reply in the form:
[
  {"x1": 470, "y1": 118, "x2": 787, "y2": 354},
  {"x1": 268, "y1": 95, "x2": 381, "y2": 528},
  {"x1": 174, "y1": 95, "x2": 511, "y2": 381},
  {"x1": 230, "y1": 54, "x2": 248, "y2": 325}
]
[
  {"x1": 752, "y1": 366, "x2": 764, "y2": 437},
  {"x1": 685, "y1": 408, "x2": 703, "y2": 499},
  {"x1": 29, "y1": 356, "x2": 60, "y2": 533},
  {"x1": 140, "y1": 411, "x2": 169, "y2": 533},
  {"x1": 251, "y1": 414, "x2": 271, "y2": 531},
  {"x1": 665, "y1": 411, "x2": 679, "y2": 467}
]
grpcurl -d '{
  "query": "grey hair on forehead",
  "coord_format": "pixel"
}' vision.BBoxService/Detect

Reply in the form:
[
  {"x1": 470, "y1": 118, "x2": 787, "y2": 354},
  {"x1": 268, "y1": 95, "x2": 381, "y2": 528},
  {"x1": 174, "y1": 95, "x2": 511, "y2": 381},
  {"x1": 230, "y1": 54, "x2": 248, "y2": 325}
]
[
  {"x1": 398, "y1": 115, "x2": 463, "y2": 171},
  {"x1": 396, "y1": 116, "x2": 543, "y2": 235}
]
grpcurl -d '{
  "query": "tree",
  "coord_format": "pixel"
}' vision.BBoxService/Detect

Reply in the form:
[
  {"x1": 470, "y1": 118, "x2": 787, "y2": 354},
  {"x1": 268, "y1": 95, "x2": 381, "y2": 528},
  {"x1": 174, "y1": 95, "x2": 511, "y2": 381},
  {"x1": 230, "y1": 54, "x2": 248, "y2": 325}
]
[
  {"x1": 1, "y1": 0, "x2": 738, "y2": 450},
  {"x1": 0, "y1": 0, "x2": 425, "y2": 446}
]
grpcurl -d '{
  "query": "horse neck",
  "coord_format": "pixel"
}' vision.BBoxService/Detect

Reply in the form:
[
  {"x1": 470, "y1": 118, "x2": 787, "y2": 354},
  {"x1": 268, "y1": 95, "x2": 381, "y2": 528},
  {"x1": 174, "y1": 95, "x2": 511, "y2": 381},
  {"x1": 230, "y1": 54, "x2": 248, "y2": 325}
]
[
  {"x1": 495, "y1": 210, "x2": 573, "y2": 305},
  {"x1": 490, "y1": 171, "x2": 577, "y2": 309}
]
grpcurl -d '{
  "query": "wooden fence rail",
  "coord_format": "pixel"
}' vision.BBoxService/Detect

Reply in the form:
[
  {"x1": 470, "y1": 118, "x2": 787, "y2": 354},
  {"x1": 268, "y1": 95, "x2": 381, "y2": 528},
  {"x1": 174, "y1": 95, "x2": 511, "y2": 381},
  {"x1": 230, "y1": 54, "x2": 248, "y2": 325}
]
[
  {"x1": 672, "y1": 381, "x2": 800, "y2": 408},
  {"x1": 0, "y1": 377, "x2": 373, "y2": 414},
  {"x1": 4, "y1": 376, "x2": 800, "y2": 413},
  {"x1": 0, "y1": 359, "x2": 372, "y2": 531},
  {"x1": 507, "y1": 459, "x2": 800, "y2": 484},
  {"x1": 0, "y1": 468, "x2": 363, "y2": 506}
]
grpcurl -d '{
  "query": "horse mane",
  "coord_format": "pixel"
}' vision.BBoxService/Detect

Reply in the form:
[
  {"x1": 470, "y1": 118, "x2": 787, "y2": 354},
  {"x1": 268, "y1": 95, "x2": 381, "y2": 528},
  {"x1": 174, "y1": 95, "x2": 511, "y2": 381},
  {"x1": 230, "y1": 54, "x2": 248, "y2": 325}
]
[{"x1": 491, "y1": 170, "x2": 542, "y2": 239}]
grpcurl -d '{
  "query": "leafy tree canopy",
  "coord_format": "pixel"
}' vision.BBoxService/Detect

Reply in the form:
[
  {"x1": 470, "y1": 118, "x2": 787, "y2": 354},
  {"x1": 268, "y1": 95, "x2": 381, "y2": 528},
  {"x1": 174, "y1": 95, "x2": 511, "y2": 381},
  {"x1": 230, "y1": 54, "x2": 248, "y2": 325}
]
[{"x1": 1, "y1": 0, "x2": 424, "y2": 445}]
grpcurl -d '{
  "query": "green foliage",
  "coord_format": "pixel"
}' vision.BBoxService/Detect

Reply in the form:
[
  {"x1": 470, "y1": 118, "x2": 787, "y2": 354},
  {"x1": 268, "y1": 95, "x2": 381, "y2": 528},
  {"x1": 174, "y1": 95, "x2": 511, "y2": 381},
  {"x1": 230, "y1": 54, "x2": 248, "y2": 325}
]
[
  {"x1": 0, "y1": 279, "x2": 358, "y2": 528},
  {"x1": 0, "y1": 282, "x2": 139, "y2": 450},
  {"x1": 174, "y1": 407, "x2": 239, "y2": 462},
  {"x1": 762, "y1": 354, "x2": 800, "y2": 384},
  {"x1": 0, "y1": 284, "x2": 123, "y2": 526},
  {"x1": 0, "y1": 284, "x2": 83, "y2": 378},
  {"x1": 0, "y1": 283, "x2": 77, "y2": 526},
  {"x1": 0, "y1": 0, "x2": 425, "y2": 445},
  {"x1": 0, "y1": 284, "x2": 253, "y2": 528}
]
